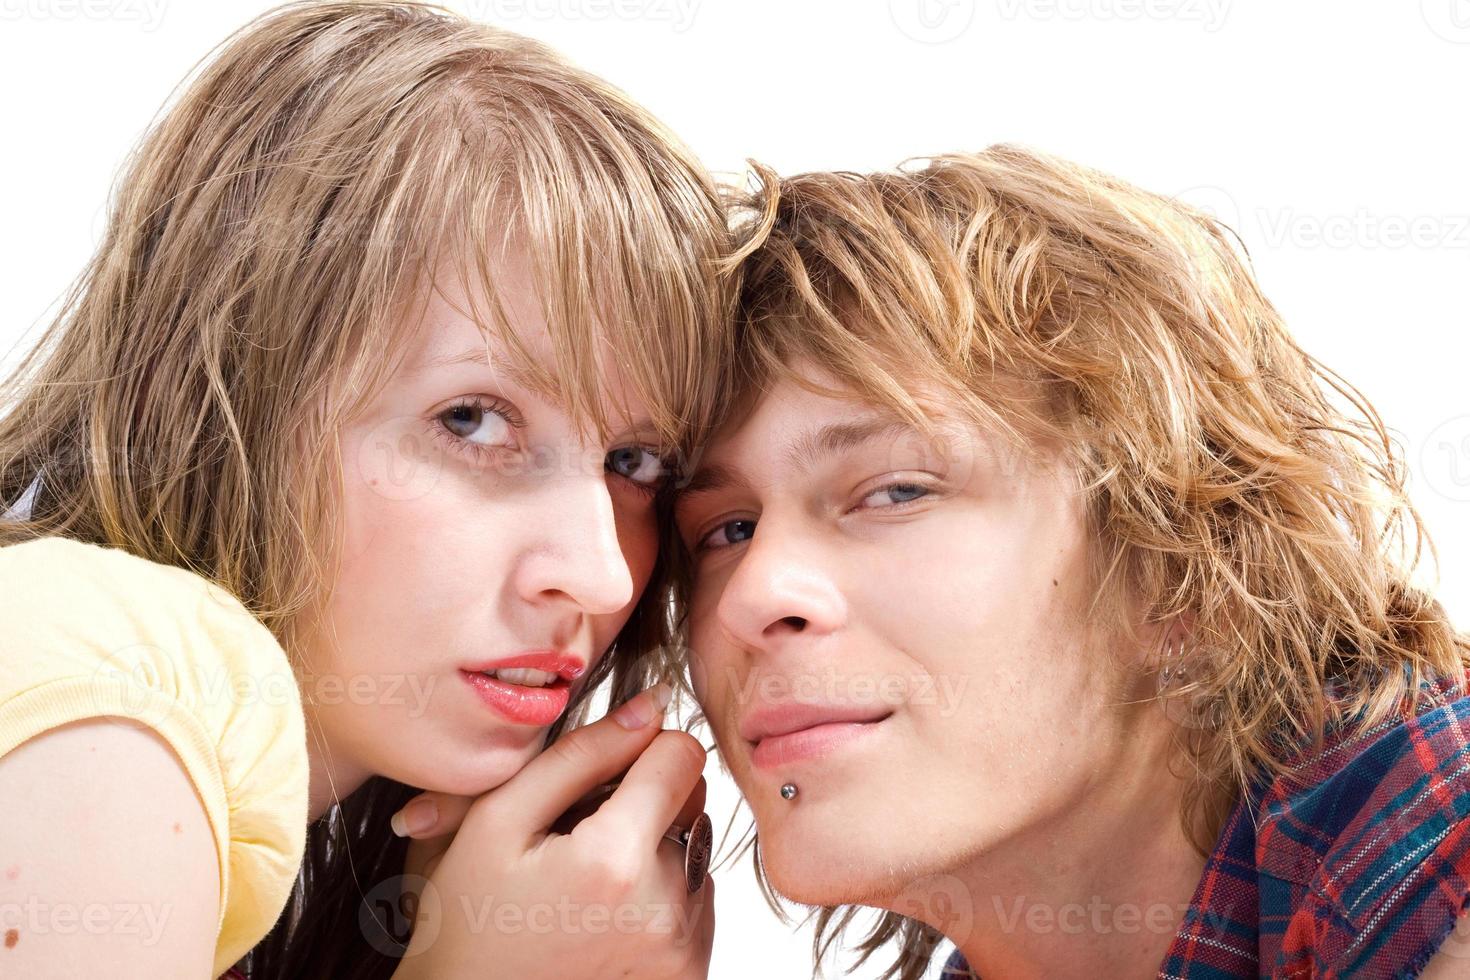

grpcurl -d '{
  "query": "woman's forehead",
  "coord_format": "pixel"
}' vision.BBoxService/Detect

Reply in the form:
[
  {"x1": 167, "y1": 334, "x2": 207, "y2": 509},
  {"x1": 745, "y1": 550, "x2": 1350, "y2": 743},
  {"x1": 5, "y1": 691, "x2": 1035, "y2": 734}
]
[{"x1": 400, "y1": 262, "x2": 655, "y2": 427}]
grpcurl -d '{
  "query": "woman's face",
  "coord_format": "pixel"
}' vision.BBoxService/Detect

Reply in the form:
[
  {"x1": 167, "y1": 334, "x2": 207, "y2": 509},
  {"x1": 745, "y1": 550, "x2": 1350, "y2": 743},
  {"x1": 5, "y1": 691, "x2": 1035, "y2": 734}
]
[{"x1": 298, "y1": 254, "x2": 668, "y2": 800}]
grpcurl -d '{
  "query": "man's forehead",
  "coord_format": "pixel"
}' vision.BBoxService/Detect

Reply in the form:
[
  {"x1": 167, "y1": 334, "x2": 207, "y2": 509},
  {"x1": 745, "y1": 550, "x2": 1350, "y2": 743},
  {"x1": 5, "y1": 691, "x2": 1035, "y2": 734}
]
[{"x1": 677, "y1": 405, "x2": 958, "y2": 501}]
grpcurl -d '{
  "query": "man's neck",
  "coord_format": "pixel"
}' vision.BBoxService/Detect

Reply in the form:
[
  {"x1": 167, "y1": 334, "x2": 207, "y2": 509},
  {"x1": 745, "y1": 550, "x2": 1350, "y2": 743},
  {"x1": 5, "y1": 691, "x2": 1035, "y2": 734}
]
[{"x1": 911, "y1": 714, "x2": 1211, "y2": 978}]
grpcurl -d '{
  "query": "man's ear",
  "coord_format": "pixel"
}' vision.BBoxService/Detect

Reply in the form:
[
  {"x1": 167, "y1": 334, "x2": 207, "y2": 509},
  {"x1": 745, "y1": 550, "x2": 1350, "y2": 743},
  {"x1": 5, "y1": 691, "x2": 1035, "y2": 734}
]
[{"x1": 1166, "y1": 610, "x2": 1199, "y2": 656}]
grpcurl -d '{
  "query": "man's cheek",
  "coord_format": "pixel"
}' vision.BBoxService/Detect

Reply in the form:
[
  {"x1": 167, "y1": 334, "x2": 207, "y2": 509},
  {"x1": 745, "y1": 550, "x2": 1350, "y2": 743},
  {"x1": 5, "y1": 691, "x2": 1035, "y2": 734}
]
[
  {"x1": 688, "y1": 652, "x2": 712, "y2": 704},
  {"x1": 688, "y1": 654, "x2": 743, "y2": 745}
]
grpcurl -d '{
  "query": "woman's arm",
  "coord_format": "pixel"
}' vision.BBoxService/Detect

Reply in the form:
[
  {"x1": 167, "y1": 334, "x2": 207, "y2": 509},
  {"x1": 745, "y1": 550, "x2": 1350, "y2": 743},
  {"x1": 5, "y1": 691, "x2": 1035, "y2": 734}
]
[{"x1": 0, "y1": 717, "x2": 221, "y2": 977}]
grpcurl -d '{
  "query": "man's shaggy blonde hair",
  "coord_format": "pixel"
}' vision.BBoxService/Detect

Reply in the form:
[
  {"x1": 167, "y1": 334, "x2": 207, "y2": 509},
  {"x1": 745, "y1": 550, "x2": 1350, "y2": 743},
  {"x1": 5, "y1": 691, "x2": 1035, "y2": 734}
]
[{"x1": 705, "y1": 144, "x2": 1469, "y2": 980}]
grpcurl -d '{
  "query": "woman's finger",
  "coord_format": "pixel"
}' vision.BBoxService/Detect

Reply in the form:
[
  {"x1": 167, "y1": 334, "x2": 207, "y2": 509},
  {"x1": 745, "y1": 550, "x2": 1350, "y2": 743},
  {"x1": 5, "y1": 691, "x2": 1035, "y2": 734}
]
[
  {"x1": 389, "y1": 791, "x2": 476, "y2": 839},
  {"x1": 584, "y1": 729, "x2": 708, "y2": 852},
  {"x1": 477, "y1": 682, "x2": 673, "y2": 839},
  {"x1": 670, "y1": 774, "x2": 707, "y2": 834}
]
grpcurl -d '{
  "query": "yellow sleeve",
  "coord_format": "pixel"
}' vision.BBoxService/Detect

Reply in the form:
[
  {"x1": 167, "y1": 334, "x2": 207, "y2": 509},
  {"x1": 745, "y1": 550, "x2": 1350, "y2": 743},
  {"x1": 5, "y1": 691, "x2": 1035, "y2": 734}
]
[{"x1": 0, "y1": 535, "x2": 309, "y2": 977}]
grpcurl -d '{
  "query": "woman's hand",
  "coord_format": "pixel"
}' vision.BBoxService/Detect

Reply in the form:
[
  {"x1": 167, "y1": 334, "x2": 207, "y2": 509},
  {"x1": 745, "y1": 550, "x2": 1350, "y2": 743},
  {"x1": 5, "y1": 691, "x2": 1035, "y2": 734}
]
[{"x1": 388, "y1": 684, "x2": 715, "y2": 980}]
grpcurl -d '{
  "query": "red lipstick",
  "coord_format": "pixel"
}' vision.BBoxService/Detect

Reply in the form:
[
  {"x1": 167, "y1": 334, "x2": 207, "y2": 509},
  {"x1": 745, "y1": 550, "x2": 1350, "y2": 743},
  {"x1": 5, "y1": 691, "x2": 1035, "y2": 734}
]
[{"x1": 459, "y1": 651, "x2": 586, "y2": 726}]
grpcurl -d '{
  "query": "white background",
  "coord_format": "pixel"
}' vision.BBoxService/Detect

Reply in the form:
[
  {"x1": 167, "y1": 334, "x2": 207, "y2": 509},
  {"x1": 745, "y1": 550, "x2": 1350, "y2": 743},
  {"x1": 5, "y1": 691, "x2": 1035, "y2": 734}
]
[{"x1": 2, "y1": 2, "x2": 1467, "y2": 977}]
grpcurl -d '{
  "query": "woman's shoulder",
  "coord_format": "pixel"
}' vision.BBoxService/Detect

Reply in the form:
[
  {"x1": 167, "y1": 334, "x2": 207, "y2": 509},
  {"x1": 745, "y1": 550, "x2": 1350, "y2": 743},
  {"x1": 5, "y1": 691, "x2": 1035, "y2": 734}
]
[
  {"x1": 0, "y1": 534, "x2": 297, "y2": 709},
  {"x1": 0, "y1": 532, "x2": 268, "y2": 623},
  {"x1": 0, "y1": 534, "x2": 309, "y2": 976}
]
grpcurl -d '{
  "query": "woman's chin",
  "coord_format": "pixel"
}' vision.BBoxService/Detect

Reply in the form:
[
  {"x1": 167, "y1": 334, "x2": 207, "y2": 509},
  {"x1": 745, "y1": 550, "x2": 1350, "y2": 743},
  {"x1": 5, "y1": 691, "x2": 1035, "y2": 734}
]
[{"x1": 389, "y1": 743, "x2": 540, "y2": 797}]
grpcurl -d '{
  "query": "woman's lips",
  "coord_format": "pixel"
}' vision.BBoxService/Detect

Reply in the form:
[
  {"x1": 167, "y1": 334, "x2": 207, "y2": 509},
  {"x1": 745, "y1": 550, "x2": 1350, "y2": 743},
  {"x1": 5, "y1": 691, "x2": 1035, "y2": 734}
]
[
  {"x1": 750, "y1": 717, "x2": 888, "y2": 770},
  {"x1": 460, "y1": 669, "x2": 571, "y2": 726}
]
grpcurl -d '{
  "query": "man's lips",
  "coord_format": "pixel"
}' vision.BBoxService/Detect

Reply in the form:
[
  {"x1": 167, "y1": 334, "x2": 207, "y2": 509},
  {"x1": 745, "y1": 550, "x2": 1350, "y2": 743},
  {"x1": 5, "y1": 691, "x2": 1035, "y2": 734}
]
[
  {"x1": 739, "y1": 699, "x2": 894, "y2": 743},
  {"x1": 739, "y1": 699, "x2": 894, "y2": 770}
]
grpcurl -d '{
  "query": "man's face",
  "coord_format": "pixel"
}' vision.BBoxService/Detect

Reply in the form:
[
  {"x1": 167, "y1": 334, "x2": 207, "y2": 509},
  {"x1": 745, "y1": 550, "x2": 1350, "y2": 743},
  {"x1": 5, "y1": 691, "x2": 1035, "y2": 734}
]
[{"x1": 675, "y1": 363, "x2": 1130, "y2": 908}]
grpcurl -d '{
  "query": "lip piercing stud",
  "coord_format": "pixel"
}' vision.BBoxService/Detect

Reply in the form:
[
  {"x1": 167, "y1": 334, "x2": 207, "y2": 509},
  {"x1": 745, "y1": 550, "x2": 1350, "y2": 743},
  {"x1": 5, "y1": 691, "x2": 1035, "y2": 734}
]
[{"x1": 780, "y1": 783, "x2": 798, "y2": 800}]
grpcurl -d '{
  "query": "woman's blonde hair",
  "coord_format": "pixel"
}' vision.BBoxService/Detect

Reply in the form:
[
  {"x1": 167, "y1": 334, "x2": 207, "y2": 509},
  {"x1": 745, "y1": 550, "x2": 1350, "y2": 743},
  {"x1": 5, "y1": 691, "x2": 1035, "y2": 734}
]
[
  {"x1": 708, "y1": 144, "x2": 1469, "y2": 980},
  {"x1": 0, "y1": 2, "x2": 732, "y2": 974}
]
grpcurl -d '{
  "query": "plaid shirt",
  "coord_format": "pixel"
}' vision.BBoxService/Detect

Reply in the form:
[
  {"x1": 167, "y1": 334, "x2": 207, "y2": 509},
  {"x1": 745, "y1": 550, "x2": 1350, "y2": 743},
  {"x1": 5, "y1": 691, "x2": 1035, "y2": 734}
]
[{"x1": 944, "y1": 668, "x2": 1470, "y2": 979}]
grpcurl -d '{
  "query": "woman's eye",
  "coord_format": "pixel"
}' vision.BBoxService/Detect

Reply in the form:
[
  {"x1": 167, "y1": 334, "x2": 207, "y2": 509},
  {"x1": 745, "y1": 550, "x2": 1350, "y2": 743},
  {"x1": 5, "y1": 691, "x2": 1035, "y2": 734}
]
[
  {"x1": 859, "y1": 482, "x2": 930, "y2": 509},
  {"x1": 699, "y1": 518, "x2": 757, "y2": 551},
  {"x1": 437, "y1": 398, "x2": 521, "y2": 452},
  {"x1": 606, "y1": 446, "x2": 668, "y2": 490}
]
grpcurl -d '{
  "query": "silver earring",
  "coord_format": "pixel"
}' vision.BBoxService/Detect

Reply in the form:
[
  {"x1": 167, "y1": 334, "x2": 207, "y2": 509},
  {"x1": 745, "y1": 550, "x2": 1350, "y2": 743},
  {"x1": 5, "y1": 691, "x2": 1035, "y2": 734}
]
[
  {"x1": 780, "y1": 783, "x2": 798, "y2": 800},
  {"x1": 1156, "y1": 630, "x2": 1224, "y2": 731},
  {"x1": 1156, "y1": 633, "x2": 1189, "y2": 694}
]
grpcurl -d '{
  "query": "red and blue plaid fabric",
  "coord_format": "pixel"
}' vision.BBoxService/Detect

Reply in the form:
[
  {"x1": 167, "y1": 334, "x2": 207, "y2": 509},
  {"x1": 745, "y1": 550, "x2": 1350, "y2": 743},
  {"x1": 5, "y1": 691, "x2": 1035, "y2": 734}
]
[{"x1": 944, "y1": 668, "x2": 1470, "y2": 978}]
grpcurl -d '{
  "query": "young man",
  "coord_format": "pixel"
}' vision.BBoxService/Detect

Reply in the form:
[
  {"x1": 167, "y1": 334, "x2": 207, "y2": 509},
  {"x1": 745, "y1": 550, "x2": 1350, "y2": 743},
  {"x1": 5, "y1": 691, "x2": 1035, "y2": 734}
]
[{"x1": 671, "y1": 147, "x2": 1470, "y2": 979}]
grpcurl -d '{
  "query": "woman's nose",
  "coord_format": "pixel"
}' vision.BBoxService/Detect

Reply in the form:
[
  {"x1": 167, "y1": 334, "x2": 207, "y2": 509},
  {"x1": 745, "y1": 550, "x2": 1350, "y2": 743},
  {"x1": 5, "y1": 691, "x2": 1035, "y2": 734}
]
[{"x1": 513, "y1": 466, "x2": 636, "y2": 616}]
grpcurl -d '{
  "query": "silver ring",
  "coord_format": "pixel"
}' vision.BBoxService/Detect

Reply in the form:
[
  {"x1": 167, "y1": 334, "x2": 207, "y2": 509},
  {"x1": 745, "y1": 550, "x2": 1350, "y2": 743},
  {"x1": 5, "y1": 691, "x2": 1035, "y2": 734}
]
[{"x1": 660, "y1": 811, "x2": 712, "y2": 893}]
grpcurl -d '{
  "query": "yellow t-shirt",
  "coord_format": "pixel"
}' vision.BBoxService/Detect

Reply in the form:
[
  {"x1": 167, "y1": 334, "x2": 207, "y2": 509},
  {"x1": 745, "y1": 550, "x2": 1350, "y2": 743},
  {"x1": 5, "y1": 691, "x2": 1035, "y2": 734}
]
[{"x1": 0, "y1": 535, "x2": 308, "y2": 977}]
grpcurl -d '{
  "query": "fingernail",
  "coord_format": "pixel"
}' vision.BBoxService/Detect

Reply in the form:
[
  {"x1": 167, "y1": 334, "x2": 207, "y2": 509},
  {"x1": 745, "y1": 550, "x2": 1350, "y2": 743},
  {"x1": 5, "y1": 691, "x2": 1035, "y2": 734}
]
[
  {"x1": 613, "y1": 682, "x2": 672, "y2": 730},
  {"x1": 390, "y1": 799, "x2": 438, "y2": 837}
]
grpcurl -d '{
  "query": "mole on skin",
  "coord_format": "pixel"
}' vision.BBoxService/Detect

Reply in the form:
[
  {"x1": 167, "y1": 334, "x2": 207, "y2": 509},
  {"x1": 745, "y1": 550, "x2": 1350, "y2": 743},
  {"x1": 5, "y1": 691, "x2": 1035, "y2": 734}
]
[{"x1": 4, "y1": 928, "x2": 17, "y2": 949}]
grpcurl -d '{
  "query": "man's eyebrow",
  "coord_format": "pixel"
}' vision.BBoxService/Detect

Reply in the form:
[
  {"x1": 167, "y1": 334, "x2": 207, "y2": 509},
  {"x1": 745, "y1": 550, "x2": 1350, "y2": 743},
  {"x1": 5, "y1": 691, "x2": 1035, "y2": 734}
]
[
  {"x1": 677, "y1": 461, "x2": 742, "y2": 501},
  {"x1": 676, "y1": 417, "x2": 917, "y2": 503},
  {"x1": 781, "y1": 417, "x2": 916, "y2": 474}
]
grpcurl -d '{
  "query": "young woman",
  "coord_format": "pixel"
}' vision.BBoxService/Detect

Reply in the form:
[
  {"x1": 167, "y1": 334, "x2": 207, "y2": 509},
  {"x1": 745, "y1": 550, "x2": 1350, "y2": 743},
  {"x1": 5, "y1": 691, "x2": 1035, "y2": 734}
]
[
  {"x1": 662, "y1": 147, "x2": 1470, "y2": 978},
  {"x1": 0, "y1": 2, "x2": 729, "y2": 977}
]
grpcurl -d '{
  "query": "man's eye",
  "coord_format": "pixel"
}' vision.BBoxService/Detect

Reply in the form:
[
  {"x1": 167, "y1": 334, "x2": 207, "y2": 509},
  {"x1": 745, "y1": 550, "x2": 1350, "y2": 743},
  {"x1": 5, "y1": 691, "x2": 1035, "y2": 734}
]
[
  {"x1": 607, "y1": 446, "x2": 668, "y2": 489},
  {"x1": 859, "y1": 483, "x2": 930, "y2": 509},
  {"x1": 699, "y1": 518, "x2": 757, "y2": 551}
]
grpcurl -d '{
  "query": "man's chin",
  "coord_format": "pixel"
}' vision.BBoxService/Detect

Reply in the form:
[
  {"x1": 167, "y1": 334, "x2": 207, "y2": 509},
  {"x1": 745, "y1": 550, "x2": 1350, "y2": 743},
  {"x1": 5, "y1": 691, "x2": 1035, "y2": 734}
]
[
  {"x1": 762, "y1": 866, "x2": 866, "y2": 909},
  {"x1": 758, "y1": 836, "x2": 899, "y2": 909}
]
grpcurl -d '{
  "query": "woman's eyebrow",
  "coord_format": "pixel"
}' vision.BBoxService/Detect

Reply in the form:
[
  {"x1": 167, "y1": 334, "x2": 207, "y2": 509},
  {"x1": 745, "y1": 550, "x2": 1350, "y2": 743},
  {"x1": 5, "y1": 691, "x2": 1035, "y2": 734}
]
[
  {"x1": 409, "y1": 344, "x2": 539, "y2": 390},
  {"x1": 412, "y1": 345, "x2": 492, "y2": 374}
]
